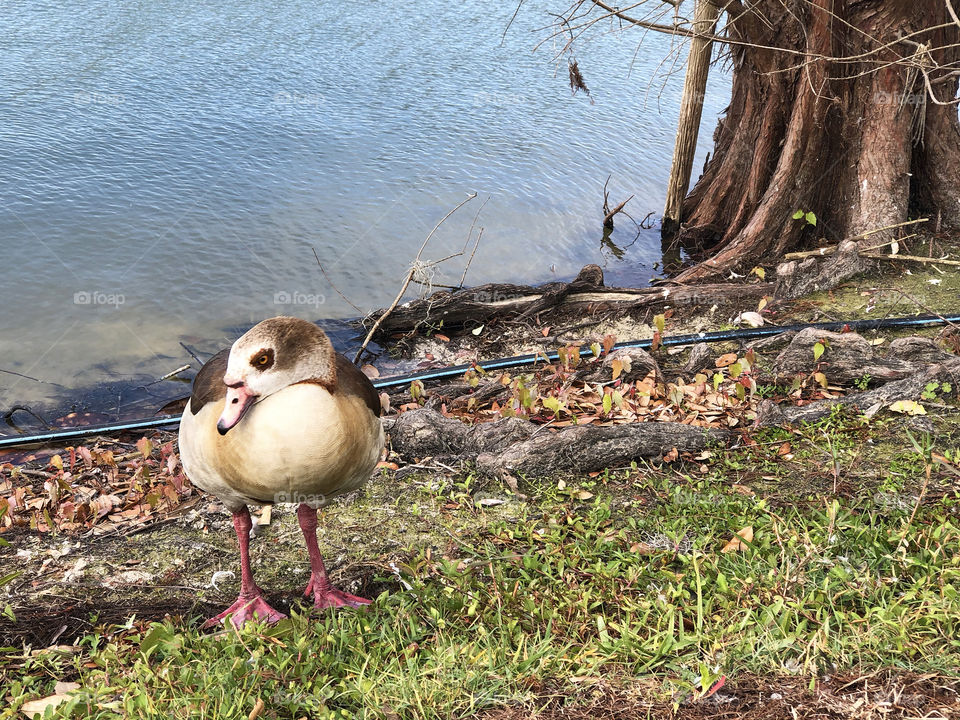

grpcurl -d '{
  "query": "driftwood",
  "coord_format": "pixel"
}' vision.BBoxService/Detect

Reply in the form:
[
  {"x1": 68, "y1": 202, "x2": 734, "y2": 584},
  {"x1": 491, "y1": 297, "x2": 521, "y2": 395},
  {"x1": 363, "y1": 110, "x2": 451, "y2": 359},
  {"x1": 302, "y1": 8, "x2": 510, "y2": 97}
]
[
  {"x1": 769, "y1": 329, "x2": 954, "y2": 384},
  {"x1": 781, "y1": 218, "x2": 930, "y2": 260},
  {"x1": 383, "y1": 408, "x2": 726, "y2": 479},
  {"x1": 365, "y1": 264, "x2": 773, "y2": 336},
  {"x1": 862, "y1": 252, "x2": 960, "y2": 268}
]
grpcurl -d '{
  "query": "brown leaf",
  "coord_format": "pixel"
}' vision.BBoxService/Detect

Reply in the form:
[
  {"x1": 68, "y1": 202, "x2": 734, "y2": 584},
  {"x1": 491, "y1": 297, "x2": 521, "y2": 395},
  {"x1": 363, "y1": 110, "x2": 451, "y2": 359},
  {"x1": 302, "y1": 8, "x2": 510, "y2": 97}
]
[
  {"x1": 77, "y1": 446, "x2": 93, "y2": 468},
  {"x1": 721, "y1": 526, "x2": 754, "y2": 553},
  {"x1": 611, "y1": 358, "x2": 623, "y2": 380},
  {"x1": 716, "y1": 353, "x2": 738, "y2": 368}
]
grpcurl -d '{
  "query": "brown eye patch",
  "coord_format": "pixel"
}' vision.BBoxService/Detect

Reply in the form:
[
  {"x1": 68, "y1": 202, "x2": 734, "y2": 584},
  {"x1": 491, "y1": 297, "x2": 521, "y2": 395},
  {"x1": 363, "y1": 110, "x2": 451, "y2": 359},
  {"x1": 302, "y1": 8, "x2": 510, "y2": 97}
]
[{"x1": 249, "y1": 348, "x2": 275, "y2": 370}]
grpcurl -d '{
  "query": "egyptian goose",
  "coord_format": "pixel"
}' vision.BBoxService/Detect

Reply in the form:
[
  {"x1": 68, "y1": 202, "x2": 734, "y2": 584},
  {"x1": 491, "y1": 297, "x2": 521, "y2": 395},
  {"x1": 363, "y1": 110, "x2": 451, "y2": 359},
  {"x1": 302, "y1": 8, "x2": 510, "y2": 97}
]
[{"x1": 178, "y1": 316, "x2": 384, "y2": 627}]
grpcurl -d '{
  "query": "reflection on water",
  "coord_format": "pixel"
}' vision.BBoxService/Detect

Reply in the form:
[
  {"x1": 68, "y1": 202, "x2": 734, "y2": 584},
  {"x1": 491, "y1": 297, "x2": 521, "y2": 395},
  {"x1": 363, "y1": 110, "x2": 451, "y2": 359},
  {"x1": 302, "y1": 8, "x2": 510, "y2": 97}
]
[{"x1": 0, "y1": 0, "x2": 729, "y2": 431}]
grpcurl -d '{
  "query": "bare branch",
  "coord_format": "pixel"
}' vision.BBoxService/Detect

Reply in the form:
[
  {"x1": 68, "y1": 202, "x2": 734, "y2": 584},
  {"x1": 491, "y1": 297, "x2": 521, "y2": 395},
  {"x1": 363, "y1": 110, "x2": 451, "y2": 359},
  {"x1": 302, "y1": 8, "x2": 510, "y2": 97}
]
[
  {"x1": 354, "y1": 193, "x2": 478, "y2": 363},
  {"x1": 948, "y1": 0, "x2": 960, "y2": 30}
]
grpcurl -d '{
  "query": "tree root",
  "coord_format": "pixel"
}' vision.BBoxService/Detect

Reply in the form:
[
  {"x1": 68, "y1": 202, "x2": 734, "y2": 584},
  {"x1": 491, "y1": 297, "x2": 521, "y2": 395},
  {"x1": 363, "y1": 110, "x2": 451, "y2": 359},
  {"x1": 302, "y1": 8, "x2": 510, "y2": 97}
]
[{"x1": 383, "y1": 328, "x2": 960, "y2": 480}]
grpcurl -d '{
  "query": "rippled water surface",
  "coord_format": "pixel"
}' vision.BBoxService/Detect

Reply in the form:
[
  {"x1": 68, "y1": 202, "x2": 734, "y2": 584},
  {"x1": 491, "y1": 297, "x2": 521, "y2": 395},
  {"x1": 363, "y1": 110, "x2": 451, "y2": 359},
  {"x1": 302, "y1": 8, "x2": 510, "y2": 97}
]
[{"x1": 0, "y1": 0, "x2": 729, "y2": 428}]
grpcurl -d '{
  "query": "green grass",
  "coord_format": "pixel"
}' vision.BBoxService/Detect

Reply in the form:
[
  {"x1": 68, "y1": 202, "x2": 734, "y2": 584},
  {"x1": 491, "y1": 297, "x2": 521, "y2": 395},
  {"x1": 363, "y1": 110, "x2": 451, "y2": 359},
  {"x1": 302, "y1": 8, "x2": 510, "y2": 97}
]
[{"x1": 3, "y1": 421, "x2": 960, "y2": 718}]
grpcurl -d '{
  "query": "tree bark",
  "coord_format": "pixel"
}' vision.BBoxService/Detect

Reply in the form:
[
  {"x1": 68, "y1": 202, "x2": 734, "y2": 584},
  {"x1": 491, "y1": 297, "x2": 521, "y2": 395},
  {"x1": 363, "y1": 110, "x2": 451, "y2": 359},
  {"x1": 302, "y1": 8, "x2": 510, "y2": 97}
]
[{"x1": 665, "y1": 0, "x2": 960, "y2": 281}]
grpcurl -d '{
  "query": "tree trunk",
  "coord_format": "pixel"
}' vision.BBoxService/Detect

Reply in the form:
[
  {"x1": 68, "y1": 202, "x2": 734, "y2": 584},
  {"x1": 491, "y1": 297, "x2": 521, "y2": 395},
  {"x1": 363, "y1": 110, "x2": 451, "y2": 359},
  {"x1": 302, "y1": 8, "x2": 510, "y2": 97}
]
[{"x1": 670, "y1": 0, "x2": 960, "y2": 282}]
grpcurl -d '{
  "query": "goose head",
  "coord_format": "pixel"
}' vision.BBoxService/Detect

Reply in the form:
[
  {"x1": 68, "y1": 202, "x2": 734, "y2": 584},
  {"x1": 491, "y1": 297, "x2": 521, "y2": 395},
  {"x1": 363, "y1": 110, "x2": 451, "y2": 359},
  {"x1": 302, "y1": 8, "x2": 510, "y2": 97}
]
[{"x1": 217, "y1": 316, "x2": 337, "y2": 435}]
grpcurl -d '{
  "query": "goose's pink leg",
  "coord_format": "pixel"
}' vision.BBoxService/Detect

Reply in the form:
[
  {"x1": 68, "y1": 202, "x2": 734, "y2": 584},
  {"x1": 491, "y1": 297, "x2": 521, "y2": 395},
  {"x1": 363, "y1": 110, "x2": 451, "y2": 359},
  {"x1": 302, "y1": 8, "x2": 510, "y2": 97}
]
[
  {"x1": 297, "y1": 503, "x2": 371, "y2": 609},
  {"x1": 204, "y1": 507, "x2": 287, "y2": 628}
]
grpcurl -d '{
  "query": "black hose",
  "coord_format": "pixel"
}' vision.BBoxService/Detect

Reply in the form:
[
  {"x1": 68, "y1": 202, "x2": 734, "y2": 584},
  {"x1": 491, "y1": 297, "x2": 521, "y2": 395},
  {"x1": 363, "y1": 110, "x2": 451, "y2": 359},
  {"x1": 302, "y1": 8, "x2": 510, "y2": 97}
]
[{"x1": 1, "y1": 312, "x2": 956, "y2": 450}]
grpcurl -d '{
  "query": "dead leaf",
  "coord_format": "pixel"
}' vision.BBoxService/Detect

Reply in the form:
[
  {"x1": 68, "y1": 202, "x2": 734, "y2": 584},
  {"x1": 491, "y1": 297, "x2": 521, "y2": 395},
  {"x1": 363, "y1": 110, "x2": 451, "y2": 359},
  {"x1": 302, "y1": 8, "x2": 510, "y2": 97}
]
[
  {"x1": 136, "y1": 436, "x2": 153, "y2": 459},
  {"x1": 611, "y1": 358, "x2": 623, "y2": 380},
  {"x1": 736, "y1": 311, "x2": 764, "y2": 328},
  {"x1": 21, "y1": 683, "x2": 80, "y2": 718},
  {"x1": 716, "y1": 353, "x2": 738, "y2": 368},
  {"x1": 889, "y1": 399, "x2": 926, "y2": 415},
  {"x1": 721, "y1": 526, "x2": 754, "y2": 553},
  {"x1": 477, "y1": 498, "x2": 506, "y2": 507}
]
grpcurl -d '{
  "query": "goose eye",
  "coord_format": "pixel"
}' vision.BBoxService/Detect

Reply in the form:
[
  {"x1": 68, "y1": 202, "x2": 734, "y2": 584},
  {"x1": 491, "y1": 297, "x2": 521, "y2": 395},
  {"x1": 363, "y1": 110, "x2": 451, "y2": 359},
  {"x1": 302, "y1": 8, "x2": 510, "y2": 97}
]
[{"x1": 250, "y1": 349, "x2": 274, "y2": 369}]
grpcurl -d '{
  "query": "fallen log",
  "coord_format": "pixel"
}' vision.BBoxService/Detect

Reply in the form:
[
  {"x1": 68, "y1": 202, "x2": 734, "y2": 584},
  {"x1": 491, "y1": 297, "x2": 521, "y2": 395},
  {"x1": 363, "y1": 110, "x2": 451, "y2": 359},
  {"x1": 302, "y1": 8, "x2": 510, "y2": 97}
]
[{"x1": 364, "y1": 264, "x2": 773, "y2": 336}]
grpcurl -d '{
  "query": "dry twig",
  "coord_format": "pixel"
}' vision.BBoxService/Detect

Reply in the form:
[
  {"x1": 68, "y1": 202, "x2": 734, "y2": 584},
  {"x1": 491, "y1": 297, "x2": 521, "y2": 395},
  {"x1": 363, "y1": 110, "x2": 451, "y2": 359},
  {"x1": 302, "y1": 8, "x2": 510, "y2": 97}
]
[{"x1": 354, "y1": 193, "x2": 478, "y2": 363}]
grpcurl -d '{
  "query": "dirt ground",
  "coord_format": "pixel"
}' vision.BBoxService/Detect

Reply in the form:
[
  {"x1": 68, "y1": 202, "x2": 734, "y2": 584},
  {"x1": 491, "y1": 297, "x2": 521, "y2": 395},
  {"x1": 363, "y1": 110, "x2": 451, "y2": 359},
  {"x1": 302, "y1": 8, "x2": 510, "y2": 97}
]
[{"x1": 483, "y1": 673, "x2": 960, "y2": 719}]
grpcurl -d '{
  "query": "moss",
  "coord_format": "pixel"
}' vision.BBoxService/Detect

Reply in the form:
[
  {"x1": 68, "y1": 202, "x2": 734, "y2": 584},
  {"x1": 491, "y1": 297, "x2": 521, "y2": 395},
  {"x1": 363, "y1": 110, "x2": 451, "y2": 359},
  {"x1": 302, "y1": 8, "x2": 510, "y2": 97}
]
[{"x1": 798, "y1": 257, "x2": 960, "y2": 323}]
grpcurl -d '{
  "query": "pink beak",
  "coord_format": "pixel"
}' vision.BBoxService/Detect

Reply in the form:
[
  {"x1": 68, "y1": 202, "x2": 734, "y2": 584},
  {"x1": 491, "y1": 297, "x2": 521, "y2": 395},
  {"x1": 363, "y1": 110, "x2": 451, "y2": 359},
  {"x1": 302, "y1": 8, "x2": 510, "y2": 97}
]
[{"x1": 217, "y1": 383, "x2": 257, "y2": 435}]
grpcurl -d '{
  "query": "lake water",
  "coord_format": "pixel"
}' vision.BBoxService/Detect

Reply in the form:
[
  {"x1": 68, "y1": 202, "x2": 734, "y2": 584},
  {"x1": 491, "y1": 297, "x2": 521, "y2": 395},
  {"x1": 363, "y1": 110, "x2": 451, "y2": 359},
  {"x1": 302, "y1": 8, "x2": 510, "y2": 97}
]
[{"x1": 0, "y1": 0, "x2": 729, "y2": 433}]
